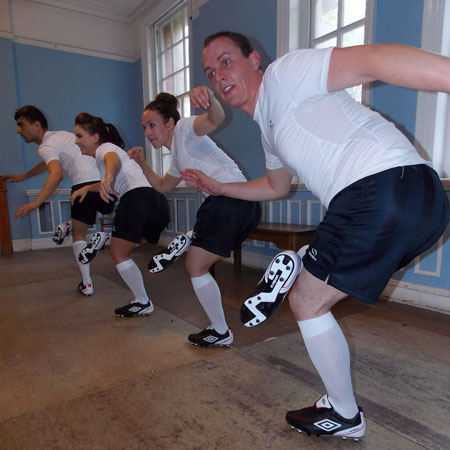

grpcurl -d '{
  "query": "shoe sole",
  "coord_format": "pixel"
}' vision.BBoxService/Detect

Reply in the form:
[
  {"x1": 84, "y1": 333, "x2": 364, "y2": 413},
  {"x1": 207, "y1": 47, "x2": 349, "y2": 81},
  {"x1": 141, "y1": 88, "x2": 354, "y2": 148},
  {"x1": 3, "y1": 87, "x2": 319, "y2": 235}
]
[
  {"x1": 240, "y1": 251, "x2": 301, "y2": 327},
  {"x1": 79, "y1": 234, "x2": 110, "y2": 264},
  {"x1": 115, "y1": 312, "x2": 153, "y2": 317},
  {"x1": 53, "y1": 225, "x2": 72, "y2": 245},
  {"x1": 189, "y1": 341, "x2": 233, "y2": 348},
  {"x1": 148, "y1": 235, "x2": 191, "y2": 273},
  {"x1": 115, "y1": 305, "x2": 154, "y2": 317},
  {"x1": 289, "y1": 425, "x2": 365, "y2": 441}
]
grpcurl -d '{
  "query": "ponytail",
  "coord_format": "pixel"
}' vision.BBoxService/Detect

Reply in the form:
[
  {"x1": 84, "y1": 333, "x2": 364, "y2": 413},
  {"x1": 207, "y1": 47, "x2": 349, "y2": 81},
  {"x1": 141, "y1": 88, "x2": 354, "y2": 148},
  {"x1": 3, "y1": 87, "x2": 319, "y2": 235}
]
[{"x1": 75, "y1": 113, "x2": 125, "y2": 148}]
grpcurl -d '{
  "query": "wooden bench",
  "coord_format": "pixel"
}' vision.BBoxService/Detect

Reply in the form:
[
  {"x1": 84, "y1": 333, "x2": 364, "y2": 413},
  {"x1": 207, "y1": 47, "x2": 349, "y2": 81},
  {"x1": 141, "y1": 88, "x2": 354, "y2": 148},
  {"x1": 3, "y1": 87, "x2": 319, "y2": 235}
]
[
  {"x1": 232, "y1": 222, "x2": 317, "y2": 271},
  {"x1": 99, "y1": 215, "x2": 114, "y2": 231}
]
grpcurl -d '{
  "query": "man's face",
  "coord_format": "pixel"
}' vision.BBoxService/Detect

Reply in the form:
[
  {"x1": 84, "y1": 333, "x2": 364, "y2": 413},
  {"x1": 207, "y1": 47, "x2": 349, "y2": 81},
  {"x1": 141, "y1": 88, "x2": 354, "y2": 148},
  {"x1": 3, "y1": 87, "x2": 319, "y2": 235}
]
[
  {"x1": 16, "y1": 117, "x2": 40, "y2": 143},
  {"x1": 202, "y1": 36, "x2": 261, "y2": 115}
]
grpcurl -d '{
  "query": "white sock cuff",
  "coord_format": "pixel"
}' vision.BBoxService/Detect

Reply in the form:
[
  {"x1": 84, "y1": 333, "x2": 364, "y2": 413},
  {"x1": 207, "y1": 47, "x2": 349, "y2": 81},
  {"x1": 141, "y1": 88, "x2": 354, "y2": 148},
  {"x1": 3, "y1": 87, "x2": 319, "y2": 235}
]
[
  {"x1": 191, "y1": 272, "x2": 214, "y2": 289},
  {"x1": 73, "y1": 240, "x2": 87, "y2": 245},
  {"x1": 116, "y1": 259, "x2": 135, "y2": 272},
  {"x1": 186, "y1": 230, "x2": 193, "y2": 238},
  {"x1": 298, "y1": 312, "x2": 337, "y2": 339}
]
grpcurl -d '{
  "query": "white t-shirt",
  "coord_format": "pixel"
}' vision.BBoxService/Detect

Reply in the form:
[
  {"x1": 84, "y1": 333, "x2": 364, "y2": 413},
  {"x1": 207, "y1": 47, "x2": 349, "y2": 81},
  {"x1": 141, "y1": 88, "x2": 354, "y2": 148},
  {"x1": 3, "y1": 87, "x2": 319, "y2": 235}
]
[
  {"x1": 38, "y1": 131, "x2": 100, "y2": 185},
  {"x1": 168, "y1": 117, "x2": 246, "y2": 183},
  {"x1": 253, "y1": 47, "x2": 427, "y2": 208},
  {"x1": 95, "y1": 143, "x2": 151, "y2": 198}
]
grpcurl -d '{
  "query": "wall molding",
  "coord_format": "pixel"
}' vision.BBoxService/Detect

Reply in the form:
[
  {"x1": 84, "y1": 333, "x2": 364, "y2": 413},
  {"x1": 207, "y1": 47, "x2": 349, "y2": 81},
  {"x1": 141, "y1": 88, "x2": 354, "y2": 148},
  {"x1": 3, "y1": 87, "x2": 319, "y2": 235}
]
[
  {"x1": 382, "y1": 279, "x2": 450, "y2": 315},
  {"x1": 13, "y1": 36, "x2": 137, "y2": 63}
]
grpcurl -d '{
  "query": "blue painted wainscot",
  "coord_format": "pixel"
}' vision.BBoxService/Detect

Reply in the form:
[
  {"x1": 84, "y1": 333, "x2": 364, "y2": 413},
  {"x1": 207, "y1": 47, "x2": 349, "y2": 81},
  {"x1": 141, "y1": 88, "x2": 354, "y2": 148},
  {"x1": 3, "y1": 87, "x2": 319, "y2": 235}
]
[{"x1": 21, "y1": 182, "x2": 450, "y2": 314}]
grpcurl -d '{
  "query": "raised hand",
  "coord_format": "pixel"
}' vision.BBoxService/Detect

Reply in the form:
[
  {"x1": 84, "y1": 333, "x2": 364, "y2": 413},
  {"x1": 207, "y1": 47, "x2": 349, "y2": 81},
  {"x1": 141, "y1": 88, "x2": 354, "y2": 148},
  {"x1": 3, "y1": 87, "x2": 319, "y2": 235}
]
[
  {"x1": 128, "y1": 146, "x2": 145, "y2": 165},
  {"x1": 189, "y1": 86, "x2": 215, "y2": 110}
]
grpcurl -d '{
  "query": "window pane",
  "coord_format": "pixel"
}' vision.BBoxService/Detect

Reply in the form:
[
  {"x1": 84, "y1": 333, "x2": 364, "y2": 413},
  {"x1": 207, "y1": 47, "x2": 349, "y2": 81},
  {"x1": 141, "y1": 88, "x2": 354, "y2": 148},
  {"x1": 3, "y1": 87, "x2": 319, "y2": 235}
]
[
  {"x1": 160, "y1": 23, "x2": 172, "y2": 51},
  {"x1": 343, "y1": 0, "x2": 366, "y2": 27},
  {"x1": 314, "y1": 0, "x2": 338, "y2": 38},
  {"x1": 346, "y1": 85, "x2": 362, "y2": 103},
  {"x1": 160, "y1": 49, "x2": 173, "y2": 78},
  {"x1": 162, "y1": 77, "x2": 173, "y2": 93},
  {"x1": 174, "y1": 71, "x2": 185, "y2": 96},
  {"x1": 182, "y1": 95, "x2": 190, "y2": 117},
  {"x1": 342, "y1": 26, "x2": 365, "y2": 47},
  {"x1": 314, "y1": 37, "x2": 337, "y2": 49},
  {"x1": 185, "y1": 68, "x2": 190, "y2": 93},
  {"x1": 172, "y1": 10, "x2": 184, "y2": 43},
  {"x1": 173, "y1": 42, "x2": 184, "y2": 72}
]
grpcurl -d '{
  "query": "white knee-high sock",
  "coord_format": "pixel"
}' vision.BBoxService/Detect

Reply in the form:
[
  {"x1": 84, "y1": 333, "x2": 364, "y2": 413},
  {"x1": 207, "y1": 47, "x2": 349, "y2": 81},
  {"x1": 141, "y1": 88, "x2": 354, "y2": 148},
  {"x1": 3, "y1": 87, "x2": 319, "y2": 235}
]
[
  {"x1": 73, "y1": 240, "x2": 92, "y2": 286},
  {"x1": 298, "y1": 312, "x2": 359, "y2": 419},
  {"x1": 191, "y1": 273, "x2": 228, "y2": 334},
  {"x1": 116, "y1": 259, "x2": 150, "y2": 304}
]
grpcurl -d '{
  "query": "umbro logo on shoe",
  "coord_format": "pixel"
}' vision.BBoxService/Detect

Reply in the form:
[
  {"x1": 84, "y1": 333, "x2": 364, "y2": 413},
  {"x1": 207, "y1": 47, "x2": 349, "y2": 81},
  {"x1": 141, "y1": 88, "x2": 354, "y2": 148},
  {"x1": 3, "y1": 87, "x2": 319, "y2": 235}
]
[
  {"x1": 314, "y1": 419, "x2": 342, "y2": 432},
  {"x1": 204, "y1": 335, "x2": 219, "y2": 343}
]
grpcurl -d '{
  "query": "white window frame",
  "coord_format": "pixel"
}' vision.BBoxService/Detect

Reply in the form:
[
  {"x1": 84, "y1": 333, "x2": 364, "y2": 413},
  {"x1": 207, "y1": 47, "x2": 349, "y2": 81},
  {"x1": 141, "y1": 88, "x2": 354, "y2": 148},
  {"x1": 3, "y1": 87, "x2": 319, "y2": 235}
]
[
  {"x1": 277, "y1": 0, "x2": 373, "y2": 185},
  {"x1": 139, "y1": 0, "x2": 191, "y2": 175},
  {"x1": 277, "y1": 0, "x2": 374, "y2": 105},
  {"x1": 414, "y1": 0, "x2": 450, "y2": 180}
]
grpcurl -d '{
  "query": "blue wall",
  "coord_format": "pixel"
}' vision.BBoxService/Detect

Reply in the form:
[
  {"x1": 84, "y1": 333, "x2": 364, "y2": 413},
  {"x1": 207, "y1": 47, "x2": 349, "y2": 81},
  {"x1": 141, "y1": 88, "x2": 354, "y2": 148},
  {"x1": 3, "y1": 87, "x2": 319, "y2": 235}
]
[
  {"x1": 1, "y1": 40, "x2": 144, "y2": 240},
  {"x1": 370, "y1": 0, "x2": 424, "y2": 140},
  {"x1": 191, "y1": 0, "x2": 277, "y2": 180}
]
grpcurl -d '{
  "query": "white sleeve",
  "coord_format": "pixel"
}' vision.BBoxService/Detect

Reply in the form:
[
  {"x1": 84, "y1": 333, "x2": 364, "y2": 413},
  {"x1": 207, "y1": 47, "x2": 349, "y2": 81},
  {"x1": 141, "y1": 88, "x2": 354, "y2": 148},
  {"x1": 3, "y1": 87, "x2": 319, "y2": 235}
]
[
  {"x1": 167, "y1": 155, "x2": 179, "y2": 178},
  {"x1": 38, "y1": 144, "x2": 60, "y2": 165},
  {"x1": 271, "y1": 48, "x2": 332, "y2": 105},
  {"x1": 261, "y1": 134, "x2": 284, "y2": 171}
]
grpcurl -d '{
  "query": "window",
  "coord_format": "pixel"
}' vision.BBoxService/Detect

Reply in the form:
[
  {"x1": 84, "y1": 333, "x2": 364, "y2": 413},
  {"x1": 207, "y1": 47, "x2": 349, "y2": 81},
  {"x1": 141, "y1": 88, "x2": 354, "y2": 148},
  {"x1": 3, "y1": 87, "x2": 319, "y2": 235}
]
[
  {"x1": 415, "y1": 0, "x2": 450, "y2": 179},
  {"x1": 141, "y1": 1, "x2": 190, "y2": 176},
  {"x1": 277, "y1": 0, "x2": 371, "y2": 184},
  {"x1": 311, "y1": 0, "x2": 366, "y2": 101},
  {"x1": 280, "y1": 0, "x2": 371, "y2": 103}
]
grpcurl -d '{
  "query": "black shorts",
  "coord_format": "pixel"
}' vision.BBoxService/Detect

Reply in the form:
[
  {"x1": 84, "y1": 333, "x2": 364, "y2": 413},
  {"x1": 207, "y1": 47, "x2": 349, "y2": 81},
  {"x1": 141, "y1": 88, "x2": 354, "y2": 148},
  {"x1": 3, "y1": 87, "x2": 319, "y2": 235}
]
[
  {"x1": 112, "y1": 187, "x2": 170, "y2": 244},
  {"x1": 71, "y1": 181, "x2": 116, "y2": 225},
  {"x1": 191, "y1": 195, "x2": 261, "y2": 257},
  {"x1": 303, "y1": 165, "x2": 449, "y2": 304}
]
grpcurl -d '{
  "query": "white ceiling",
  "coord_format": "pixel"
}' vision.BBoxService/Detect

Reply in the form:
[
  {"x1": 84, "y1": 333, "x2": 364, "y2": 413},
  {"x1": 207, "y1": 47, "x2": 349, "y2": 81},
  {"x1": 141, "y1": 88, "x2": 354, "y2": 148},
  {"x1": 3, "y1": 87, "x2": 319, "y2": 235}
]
[{"x1": 28, "y1": 0, "x2": 159, "y2": 22}]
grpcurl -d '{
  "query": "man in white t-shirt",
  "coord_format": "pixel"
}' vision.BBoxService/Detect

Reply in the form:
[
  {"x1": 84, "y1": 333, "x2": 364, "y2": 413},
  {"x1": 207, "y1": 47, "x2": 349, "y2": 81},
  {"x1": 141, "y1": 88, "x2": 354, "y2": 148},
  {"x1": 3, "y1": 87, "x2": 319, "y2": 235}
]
[
  {"x1": 2, "y1": 105, "x2": 115, "y2": 296},
  {"x1": 181, "y1": 32, "x2": 450, "y2": 440}
]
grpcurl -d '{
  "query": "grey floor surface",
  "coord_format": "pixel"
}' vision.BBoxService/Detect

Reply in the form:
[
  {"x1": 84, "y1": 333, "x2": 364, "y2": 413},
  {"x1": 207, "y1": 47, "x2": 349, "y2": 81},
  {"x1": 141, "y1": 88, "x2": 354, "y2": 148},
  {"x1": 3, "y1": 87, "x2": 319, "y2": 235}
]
[{"x1": 0, "y1": 245, "x2": 449, "y2": 450}]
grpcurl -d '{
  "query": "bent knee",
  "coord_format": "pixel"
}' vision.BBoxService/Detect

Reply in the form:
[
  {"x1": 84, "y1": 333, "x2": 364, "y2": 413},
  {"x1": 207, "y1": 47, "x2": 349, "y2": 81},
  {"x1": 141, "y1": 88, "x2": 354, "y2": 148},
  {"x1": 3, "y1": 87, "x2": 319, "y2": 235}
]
[{"x1": 287, "y1": 270, "x2": 346, "y2": 320}]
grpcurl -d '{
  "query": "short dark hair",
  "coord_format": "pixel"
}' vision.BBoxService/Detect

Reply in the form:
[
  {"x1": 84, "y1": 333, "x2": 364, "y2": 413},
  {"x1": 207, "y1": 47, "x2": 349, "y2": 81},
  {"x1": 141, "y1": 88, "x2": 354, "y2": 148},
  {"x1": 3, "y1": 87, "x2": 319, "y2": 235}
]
[
  {"x1": 14, "y1": 105, "x2": 48, "y2": 129},
  {"x1": 144, "y1": 93, "x2": 180, "y2": 125},
  {"x1": 204, "y1": 31, "x2": 254, "y2": 57}
]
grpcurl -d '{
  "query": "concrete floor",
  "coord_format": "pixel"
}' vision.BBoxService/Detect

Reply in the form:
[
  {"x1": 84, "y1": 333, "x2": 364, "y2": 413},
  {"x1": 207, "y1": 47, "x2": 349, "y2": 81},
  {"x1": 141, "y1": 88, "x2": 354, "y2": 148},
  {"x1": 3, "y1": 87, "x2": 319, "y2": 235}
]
[{"x1": 0, "y1": 244, "x2": 449, "y2": 450}]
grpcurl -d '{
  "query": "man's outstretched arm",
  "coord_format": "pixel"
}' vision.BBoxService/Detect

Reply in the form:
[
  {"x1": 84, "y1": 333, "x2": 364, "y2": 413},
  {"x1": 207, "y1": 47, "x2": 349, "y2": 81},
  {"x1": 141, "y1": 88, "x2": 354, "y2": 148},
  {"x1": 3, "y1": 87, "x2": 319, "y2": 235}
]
[
  {"x1": 14, "y1": 160, "x2": 63, "y2": 218},
  {"x1": 1, "y1": 161, "x2": 47, "y2": 183},
  {"x1": 328, "y1": 43, "x2": 450, "y2": 94}
]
